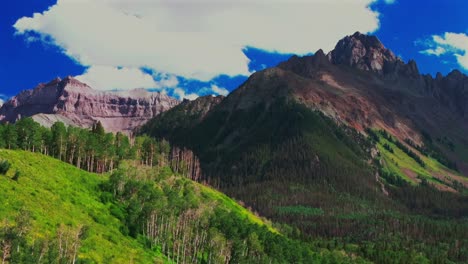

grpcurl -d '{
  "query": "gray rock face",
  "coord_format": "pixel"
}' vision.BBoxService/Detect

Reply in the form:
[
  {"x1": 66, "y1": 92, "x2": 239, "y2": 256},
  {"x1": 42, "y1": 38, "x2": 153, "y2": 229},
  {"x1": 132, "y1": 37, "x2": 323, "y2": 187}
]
[
  {"x1": 0, "y1": 76, "x2": 179, "y2": 133},
  {"x1": 327, "y1": 32, "x2": 400, "y2": 73}
]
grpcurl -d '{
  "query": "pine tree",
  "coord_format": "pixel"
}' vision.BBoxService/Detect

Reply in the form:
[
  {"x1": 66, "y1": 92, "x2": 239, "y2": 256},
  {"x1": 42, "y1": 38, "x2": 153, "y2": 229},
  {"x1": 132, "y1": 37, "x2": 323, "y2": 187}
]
[
  {"x1": 3, "y1": 124, "x2": 18, "y2": 149},
  {"x1": 92, "y1": 121, "x2": 105, "y2": 136},
  {"x1": 0, "y1": 125, "x2": 5, "y2": 148},
  {"x1": 51, "y1": 122, "x2": 67, "y2": 160}
]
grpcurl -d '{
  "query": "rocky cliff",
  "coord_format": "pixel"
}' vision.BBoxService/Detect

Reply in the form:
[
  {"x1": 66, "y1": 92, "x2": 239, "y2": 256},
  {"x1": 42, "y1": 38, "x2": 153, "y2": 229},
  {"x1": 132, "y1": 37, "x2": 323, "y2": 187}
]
[
  {"x1": 0, "y1": 76, "x2": 179, "y2": 133},
  {"x1": 327, "y1": 31, "x2": 400, "y2": 73}
]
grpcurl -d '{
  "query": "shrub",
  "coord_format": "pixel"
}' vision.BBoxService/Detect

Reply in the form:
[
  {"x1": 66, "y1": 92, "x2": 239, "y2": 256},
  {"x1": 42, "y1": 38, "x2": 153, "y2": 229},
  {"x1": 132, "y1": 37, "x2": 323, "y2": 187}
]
[
  {"x1": 0, "y1": 160, "x2": 10, "y2": 174},
  {"x1": 12, "y1": 170, "x2": 20, "y2": 181}
]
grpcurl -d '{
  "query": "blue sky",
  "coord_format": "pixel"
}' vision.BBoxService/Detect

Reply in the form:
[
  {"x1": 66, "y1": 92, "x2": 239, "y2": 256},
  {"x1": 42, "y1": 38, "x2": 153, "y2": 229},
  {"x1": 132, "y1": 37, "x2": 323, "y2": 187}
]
[{"x1": 1, "y1": 0, "x2": 468, "y2": 103}]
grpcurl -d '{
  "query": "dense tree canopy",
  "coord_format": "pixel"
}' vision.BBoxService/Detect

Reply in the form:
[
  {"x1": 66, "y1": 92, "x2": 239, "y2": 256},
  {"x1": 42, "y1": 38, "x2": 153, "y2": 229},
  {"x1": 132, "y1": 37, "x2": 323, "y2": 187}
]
[{"x1": 0, "y1": 118, "x2": 178, "y2": 174}]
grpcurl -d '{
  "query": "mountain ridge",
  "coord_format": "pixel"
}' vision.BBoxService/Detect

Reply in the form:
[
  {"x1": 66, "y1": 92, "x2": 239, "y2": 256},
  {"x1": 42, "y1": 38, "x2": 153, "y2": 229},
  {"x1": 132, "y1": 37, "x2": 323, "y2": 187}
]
[
  {"x1": 140, "y1": 33, "x2": 468, "y2": 263},
  {"x1": 0, "y1": 76, "x2": 179, "y2": 133},
  {"x1": 142, "y1": 30, "x2": 468, "y2": 202},
  {"x1": 283, "y1": 32, "x2": 468, "y2": 169},
  {"x1": 144, "y1": 32, "x2": 468, "y2": 175}
]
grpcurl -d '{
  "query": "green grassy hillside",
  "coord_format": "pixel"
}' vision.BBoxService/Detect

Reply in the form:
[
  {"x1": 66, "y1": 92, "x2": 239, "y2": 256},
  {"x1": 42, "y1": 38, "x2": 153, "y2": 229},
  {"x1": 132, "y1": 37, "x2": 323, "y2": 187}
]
[
  {"x1": 372, "y1": 130, "x2": 468, "y2": 191},
  {"x1": 0, "y1": 149, "x2": 162, "y2": 263},
  {"x1": 0, "y1": 149, "x2": 366, "y2": 263}
]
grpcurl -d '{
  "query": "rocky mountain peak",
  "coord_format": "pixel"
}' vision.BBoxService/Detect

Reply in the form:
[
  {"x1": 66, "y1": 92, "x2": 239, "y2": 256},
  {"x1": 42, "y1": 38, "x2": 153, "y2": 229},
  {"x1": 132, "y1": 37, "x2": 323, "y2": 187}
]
[
  {"x1": 62, "y1": 76, "x2": 84, "y2": 85},
  {"x1": 46, "y1": 77, "x2": 62, "y2": 86},
  {"x1": 407, "y1": 59, "x2": 419, "y2": 75},
  {"x1": 327, "y1": 31, "x2": 399, "y2": 73},
  {"x1": 59, "y1": 76, "x2": 95, "y2": 94},
  {"x1": 446, "y1": 69, "x2": 465, "y2": 81},
  {"x1": 277, "y1": 48, "x2": 331, "y2": 77},
  {"x1": 181, "y1": 95, "x2": 224, "y2": 117}
]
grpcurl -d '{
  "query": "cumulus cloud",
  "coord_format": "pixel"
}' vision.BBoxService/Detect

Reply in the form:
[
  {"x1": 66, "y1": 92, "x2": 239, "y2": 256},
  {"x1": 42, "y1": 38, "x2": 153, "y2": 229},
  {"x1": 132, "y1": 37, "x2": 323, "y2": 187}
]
[
  {"x1": 75, "y1": 66, "x2": 162, "y2": 91},
  {"x1": 420, "y1": 32, "x2": 468, "y2": 70},
  {"x1": 210, "y1": 84, "x2": 229, "y2": 96},
  {"x1": 420, "y1": 46, "x2": 446, "y2": 56},
  {"x1": 14, "y1": 0, "x2": 381, "y2": 92},
  {"x1": 157, "y1": 74, "x2": 179, "y2": 88},
  {"x1": 0, "y1": 99, "x2": 4, "y2": 107},
  {"x1": 173, "y1": 88, "x2": 199, "y2": 101}
]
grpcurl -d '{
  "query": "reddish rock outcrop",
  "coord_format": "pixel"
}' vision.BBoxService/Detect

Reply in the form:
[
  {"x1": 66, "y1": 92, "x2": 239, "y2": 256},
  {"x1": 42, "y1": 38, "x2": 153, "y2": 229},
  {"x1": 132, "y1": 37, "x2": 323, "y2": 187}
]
[{"x1": 0, "y1": 76, "x2": 179, "y2": 133}]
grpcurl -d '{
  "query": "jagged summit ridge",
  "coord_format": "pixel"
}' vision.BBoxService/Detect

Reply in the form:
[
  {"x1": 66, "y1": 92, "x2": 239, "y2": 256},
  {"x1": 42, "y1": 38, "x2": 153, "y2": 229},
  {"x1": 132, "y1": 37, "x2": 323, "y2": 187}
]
[
  {"x1": 327, "y1": 31, "x2": 400, "y2": 73},
  {"x1": 279, "y1": 32, "x2": 420, "y2": 78},
  {"x1": 231, "y1": 32, "x2": 468, "y2": 174},
  {"x1": 280, "y1": 32, "x2": 464, "y2": 83}
]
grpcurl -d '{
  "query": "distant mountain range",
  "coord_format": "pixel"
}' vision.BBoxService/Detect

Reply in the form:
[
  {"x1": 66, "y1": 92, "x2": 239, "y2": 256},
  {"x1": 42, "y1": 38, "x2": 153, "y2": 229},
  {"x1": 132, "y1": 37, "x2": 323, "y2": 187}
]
[{"x1": 0, "y1": 76, "x2": 178, "y2": 133}]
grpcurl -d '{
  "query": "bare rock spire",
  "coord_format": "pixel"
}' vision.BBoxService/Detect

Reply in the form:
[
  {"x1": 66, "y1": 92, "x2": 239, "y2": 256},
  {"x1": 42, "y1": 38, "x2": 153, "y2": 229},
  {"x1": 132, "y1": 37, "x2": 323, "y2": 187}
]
[{"x1": 327, "y1": 32, "x2": 400, "y2": 73}]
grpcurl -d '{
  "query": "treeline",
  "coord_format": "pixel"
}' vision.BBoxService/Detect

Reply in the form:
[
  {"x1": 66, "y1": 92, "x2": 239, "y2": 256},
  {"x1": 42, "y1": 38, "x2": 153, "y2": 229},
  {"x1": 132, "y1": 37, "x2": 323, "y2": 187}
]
[
  {"x1": 306, "y1": 212, "x2": 468, "y2": 263},
  {"x1": 0, "y1": 118, "x2": 200, "y2": 177},
  {"x1": 405, "y1": 137, "x2": 458, "y2": 172},
  {"x1": 375, "y1": 127, "x2": 457, "y2": 172},
  {"x1": 378, "y1": 168, "x2": 406, "y2": 187}
]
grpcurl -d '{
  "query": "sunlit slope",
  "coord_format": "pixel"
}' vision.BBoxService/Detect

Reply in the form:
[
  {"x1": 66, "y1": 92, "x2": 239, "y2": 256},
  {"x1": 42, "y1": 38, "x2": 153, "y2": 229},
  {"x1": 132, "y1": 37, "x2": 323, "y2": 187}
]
[
  {"x1": 0, "y1": 149, "x2": 162, "y2": 263},
  {"x1": 372, "y1": 131, "x2": 468, "y2": 192},
  {"x1": 3, "y1": 150, "x2": 343, "y2": 263}
]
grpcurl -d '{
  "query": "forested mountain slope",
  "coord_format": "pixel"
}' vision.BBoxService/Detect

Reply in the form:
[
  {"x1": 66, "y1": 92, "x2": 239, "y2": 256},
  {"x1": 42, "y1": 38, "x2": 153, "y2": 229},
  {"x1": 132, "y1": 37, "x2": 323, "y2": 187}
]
[{"x1": 141, "y1": 33, "x2": 468, "y2": 263}]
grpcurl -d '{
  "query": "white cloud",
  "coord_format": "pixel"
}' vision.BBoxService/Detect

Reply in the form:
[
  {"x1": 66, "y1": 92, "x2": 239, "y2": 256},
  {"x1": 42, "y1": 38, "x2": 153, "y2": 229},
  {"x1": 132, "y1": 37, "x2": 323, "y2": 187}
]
[
  {"x1": 0, "y1": 94, "x2": 8, "y2": 106},
  {"x1": 14, "y1": 0, "x2": 381, "y2": 90},
  {"x1": 420, "y1": 46, "x2": 446, "y2": 56},
  {"x1": 455, "y1": 53, "x2": 468, "y2": 70},
  {"x1": 74, "y1": 66, "x2": 164, "y2": 91},
  {"x1": 211, "y1": 85, "x2": 229, "y2": 96},
  {"x1": 174, "y1": 88, "x2": 199, "y2": 101},
  {"x1": 420, "y1": 32, "x2": 468, "y2": 70},
  {"x1": 157, "y1": 74, "x2": 179, "y2": 88}
]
